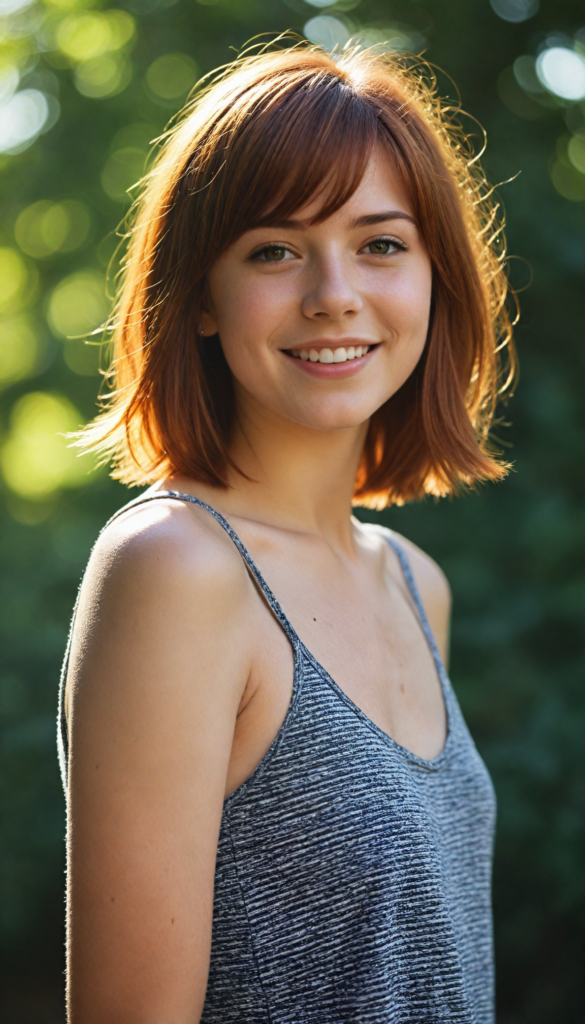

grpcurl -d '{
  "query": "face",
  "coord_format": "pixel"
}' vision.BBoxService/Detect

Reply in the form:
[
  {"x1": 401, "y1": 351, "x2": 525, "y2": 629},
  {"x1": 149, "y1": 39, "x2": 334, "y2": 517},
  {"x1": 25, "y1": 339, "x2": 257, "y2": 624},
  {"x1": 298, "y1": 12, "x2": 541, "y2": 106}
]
[{"x1": 200, "y1": 145, "x2": 433, "y2": 434}]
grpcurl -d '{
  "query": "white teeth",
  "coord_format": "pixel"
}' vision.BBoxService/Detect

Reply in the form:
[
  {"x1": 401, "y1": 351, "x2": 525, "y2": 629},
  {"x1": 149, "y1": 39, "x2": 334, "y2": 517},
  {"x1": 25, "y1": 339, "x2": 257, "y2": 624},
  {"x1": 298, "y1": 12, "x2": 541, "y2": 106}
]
[{"x1": 292, "y1": 344, "x2": 373, "y2": 362}]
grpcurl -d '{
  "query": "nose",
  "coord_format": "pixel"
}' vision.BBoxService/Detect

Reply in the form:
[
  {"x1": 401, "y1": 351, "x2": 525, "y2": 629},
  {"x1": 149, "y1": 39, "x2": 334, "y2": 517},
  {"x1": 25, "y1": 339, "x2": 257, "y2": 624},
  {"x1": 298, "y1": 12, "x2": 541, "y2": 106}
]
[{"x1": 301, "y1": 252, "x2": 363, "y2": 321}]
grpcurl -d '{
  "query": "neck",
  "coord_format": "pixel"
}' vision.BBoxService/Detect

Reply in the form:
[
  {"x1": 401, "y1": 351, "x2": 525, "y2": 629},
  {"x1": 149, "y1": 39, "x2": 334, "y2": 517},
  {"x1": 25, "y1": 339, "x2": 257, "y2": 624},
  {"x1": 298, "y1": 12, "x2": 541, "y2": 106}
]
[{"x1": 190, "y1": 387, "x2": 368, "y2": 549}]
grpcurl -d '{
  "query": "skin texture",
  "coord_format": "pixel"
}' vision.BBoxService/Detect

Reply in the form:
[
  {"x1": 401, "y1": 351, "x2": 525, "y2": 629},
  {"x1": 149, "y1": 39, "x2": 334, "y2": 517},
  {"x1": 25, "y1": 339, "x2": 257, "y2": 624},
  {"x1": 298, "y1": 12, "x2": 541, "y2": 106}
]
[{"x1": 66, "y1": 147, "x2": 450, "y2": 1023}]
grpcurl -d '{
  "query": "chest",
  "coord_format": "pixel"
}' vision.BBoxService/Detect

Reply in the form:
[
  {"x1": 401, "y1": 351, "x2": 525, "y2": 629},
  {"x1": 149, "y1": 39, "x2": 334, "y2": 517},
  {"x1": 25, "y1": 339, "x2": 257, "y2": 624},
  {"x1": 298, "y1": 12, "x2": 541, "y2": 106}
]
[{"x1": 237, "y1": 528, "x2": 447, "y2": 764}]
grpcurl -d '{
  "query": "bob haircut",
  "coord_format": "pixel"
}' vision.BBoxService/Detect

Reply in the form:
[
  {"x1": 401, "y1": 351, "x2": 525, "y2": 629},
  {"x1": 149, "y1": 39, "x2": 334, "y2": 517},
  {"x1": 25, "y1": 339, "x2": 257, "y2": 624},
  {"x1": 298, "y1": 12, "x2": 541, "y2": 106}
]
[{"x1": 79, "y1": 41, "x2": 516, "y2": 507}]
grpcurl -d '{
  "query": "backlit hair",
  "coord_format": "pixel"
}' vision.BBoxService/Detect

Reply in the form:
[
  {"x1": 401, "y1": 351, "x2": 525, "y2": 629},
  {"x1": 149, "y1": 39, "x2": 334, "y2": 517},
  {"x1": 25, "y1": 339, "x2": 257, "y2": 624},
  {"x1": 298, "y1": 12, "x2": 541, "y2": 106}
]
[{"x1": 78, "y1": 40, "x2": 516, "y2": 507}]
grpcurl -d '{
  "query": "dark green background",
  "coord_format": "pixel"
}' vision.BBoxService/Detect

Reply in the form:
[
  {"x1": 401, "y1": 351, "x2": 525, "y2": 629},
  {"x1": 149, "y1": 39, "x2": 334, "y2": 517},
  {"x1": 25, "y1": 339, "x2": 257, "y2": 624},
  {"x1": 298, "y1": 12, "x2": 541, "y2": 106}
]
[{"x1": 1, "y1": 0, "x2": 583, "y2": 1020}]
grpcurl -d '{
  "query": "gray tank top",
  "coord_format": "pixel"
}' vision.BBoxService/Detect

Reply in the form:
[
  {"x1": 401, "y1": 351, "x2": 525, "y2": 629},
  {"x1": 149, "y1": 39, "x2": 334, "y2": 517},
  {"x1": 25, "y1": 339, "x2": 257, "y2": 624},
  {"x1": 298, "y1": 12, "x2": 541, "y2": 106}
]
[{"x1": 58, "y1": 490, "x2": 496, "y2": 1024}]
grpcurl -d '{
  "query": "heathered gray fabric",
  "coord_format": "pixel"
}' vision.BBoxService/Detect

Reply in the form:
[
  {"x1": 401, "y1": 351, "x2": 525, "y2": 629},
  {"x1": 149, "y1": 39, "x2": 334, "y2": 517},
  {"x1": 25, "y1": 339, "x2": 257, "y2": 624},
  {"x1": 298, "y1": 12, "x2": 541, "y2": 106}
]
[{"x1": 58, "y1": 490, "x2": 496, "y2": 1024}]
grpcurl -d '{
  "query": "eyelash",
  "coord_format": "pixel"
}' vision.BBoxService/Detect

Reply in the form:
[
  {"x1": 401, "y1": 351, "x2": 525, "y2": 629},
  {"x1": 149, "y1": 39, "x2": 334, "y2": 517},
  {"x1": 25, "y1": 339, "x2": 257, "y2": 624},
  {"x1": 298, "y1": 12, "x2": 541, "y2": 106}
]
[
  {"x1": 249, "y1": 243, "x2": 295, "y2": 262},
  {"x1": 361, "y1": 235, "x2": 408, "y2": 255},
  {"x1": 249, "y1": 235, "x2": 408, "y2": 261}
]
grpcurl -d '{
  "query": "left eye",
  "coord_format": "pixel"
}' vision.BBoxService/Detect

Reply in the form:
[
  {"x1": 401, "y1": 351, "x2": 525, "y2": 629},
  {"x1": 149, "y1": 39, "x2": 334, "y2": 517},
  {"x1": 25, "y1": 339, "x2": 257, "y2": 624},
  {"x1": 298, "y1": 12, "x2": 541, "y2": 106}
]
[
  {"x1": 253, "y1": 245, "x2": 294, "y2": 262},
  {"x1": 364, "y1": 238, "x2": 399, "y2": 255}
]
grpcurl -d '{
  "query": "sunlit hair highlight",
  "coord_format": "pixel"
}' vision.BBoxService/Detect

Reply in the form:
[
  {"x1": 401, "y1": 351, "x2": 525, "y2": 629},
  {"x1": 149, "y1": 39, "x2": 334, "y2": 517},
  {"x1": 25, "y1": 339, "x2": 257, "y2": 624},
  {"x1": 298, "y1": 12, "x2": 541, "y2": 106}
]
[{"x1": 77, "y1": 39, "x2": 517, "y2": 507}]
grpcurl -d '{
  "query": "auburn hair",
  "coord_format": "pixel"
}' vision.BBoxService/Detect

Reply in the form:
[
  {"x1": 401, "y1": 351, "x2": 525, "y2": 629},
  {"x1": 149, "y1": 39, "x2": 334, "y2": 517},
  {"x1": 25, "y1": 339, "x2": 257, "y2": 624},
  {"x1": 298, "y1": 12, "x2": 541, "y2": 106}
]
[{"x1": 78, "y1": 39, "x2": 516, "y2": 507}]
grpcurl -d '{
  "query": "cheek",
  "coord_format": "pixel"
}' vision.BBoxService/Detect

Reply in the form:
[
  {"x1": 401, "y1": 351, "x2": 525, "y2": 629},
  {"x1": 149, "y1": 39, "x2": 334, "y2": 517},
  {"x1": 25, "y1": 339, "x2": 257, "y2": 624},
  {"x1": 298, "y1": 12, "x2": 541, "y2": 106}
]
[
  {"x1": 371, "y1": 265, "x2": 432, "y2": 398},
  {"x1": 211, "y1": 272, "x2": 295, "y2": 352},
  {"x1": 379, "y1": 265, "x2": 433, "y2": 344},
  {"x1": 208, "y1": 273, "x2": 294, "y2": 398}
]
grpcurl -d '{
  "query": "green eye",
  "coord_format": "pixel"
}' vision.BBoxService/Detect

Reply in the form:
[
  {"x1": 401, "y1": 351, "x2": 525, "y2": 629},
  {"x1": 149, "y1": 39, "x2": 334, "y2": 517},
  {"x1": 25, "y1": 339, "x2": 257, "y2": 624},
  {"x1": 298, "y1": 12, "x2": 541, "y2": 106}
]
[
  {"x1": 367, "y1": 239, "x2": 396, "y2": 255},
  {"x1": 261, "y1": 246, "x2": 287, "y2": 261},
  {"x1": 249, "y1": 243, "x2": 296, "y2": 263}
]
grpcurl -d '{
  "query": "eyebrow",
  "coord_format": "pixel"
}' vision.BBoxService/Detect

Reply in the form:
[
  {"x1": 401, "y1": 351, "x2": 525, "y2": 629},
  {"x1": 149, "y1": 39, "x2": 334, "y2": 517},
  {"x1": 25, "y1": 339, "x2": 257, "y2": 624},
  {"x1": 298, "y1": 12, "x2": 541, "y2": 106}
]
[
  {"x1": 351, "y1": 211, "x2": 417, "y2": 228},
  {"x1": 254, "y1": 210, "x2": 417, "y2": 231}
]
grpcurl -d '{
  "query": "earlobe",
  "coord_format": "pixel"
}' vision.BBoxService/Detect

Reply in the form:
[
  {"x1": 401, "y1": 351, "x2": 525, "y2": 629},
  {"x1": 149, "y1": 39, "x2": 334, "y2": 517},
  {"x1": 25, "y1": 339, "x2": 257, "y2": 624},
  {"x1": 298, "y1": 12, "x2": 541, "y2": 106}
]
[{"x1": 199, "y1": 310, "x2": 218, "y2": 337}]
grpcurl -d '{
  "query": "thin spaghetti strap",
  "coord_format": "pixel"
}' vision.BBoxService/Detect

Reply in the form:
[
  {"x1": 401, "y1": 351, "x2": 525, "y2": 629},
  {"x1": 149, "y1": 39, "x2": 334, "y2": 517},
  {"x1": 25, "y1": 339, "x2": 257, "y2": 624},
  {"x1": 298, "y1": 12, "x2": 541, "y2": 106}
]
[
  {"x1": 383, "y1": 531, "x2": 447, "y2": 680},
  {"x1": 103, "y1": 490, "x2": 301, "y2": 650}
]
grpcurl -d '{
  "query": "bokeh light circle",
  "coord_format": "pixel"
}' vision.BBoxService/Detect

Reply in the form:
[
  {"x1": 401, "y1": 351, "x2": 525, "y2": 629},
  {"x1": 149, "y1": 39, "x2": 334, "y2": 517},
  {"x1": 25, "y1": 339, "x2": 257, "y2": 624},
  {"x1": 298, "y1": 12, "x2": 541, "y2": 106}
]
[
  {"x1": 304, "y1": 16, "x2": 350, "y2": 52},
  {"x1": 0, "y1": 392, "x2": 90, "y2": 500},
  {"x1": 536, "y1": 48, "x2": 585, "y2": 102},
  {"x1": 0, "y1": 90, "x2": 49, "y2": 154},
  {"x1": 490, "y1": 0, "x2": 539, "y2": 23},
  {"x1": 146, "y1": 54, "x2": 198, "y2": 101},
  {"x1": 47, "y1": 270, "x2": 109, "y2": 340}
]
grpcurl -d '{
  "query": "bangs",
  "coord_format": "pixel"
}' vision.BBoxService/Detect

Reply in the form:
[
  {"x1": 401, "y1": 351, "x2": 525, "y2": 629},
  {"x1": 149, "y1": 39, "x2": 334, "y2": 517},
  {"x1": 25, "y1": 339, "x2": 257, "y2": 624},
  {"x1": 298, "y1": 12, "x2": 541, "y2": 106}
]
[{"x1": 199, "y1": 72, "x2": 381, "y2": 249}]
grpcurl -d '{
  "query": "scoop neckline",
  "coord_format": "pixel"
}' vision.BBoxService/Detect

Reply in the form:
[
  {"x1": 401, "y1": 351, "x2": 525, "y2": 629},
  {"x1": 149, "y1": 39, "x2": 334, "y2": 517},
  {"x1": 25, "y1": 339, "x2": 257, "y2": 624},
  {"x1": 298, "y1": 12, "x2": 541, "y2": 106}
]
[
  {"x1": 298, "y1": 641, "x2": 454, "y2": 772},
  {"x1": 224, "y1": 635, "x2": 454, "y2": 812}
]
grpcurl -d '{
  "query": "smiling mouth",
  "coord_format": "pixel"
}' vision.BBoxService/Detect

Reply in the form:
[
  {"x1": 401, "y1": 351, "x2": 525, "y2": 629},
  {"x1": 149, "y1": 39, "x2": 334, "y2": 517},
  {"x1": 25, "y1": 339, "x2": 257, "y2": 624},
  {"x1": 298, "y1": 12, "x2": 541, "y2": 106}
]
[{"x1": 283, "y1": 344, "x2": 378, "y2": 364}]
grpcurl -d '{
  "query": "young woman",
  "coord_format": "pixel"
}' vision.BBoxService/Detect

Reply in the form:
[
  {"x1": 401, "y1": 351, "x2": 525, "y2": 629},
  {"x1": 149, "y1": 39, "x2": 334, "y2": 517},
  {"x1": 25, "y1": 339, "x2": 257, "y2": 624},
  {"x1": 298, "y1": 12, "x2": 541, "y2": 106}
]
[{"x1": 59, "y1": 42, "x2": 515, "y2": 1024}]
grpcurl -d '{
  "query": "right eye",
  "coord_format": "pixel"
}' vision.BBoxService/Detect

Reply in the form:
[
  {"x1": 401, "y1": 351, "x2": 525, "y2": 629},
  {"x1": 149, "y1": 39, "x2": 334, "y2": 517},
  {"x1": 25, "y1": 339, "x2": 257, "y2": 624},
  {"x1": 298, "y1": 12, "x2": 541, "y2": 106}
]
[{"x1": 250, "y1": 245, "x2": 295, "y2": 262}]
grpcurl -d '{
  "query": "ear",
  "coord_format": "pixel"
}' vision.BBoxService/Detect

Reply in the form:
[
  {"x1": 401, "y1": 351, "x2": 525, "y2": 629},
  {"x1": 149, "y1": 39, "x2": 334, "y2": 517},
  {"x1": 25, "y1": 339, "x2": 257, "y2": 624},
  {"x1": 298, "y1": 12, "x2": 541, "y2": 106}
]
[{"x1": 199, "y1": 310, "x2": 218, "y2": 337}]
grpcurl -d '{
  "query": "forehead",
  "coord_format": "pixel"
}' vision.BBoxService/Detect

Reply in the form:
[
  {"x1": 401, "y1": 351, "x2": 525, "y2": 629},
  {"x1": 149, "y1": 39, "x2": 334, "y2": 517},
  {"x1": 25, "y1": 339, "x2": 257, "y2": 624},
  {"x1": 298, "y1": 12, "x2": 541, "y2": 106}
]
[
  {"x1": 255, "y1": 145, "x2": 416, "y2": 233},
  {"x1": 300, "y1": 146, "x2": 414, "y2": 225}
]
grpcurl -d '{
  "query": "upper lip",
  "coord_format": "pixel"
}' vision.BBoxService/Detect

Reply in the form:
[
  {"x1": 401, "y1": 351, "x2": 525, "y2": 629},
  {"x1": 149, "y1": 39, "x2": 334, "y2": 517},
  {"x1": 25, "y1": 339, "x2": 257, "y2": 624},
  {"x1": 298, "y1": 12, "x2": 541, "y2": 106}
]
[{"x1": 282, "y1": 338, "x2": 379, "y2": 351}]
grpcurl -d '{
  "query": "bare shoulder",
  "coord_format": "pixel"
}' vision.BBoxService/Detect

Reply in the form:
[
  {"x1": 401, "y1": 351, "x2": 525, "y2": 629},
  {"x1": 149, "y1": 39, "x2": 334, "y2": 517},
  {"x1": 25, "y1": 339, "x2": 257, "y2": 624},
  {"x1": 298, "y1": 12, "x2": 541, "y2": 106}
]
[
  {"x1": 391, "y1": 532, "x2": 451, "y2": 616},
  {"x1": 65, "y1": 495, "x2": 254, "y2": 719},
  {"x1": 393, "y1": 531, "x2": 451, "y2": 665},
  {"x1": 84, "y1": 495, "x2": 250, "y2": 601},
  {"x1": 373, "y1": 525, "x2": 452, "y2": 667}
]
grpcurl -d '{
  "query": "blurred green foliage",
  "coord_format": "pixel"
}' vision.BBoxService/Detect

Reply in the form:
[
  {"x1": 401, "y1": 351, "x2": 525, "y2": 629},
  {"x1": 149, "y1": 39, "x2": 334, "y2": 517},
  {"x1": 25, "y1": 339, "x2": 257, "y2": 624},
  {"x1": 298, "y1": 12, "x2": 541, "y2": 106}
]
[{"x1": 1, "y1": 0, "x2": 584, "y2": 1020}]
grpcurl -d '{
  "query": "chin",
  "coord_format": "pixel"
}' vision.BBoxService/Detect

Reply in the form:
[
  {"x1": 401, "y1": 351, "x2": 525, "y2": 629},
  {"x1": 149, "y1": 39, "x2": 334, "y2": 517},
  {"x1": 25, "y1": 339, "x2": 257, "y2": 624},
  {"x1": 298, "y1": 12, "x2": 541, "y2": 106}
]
[{"x1": 289, "y1": 398, "x2": 382, "y2": 433}]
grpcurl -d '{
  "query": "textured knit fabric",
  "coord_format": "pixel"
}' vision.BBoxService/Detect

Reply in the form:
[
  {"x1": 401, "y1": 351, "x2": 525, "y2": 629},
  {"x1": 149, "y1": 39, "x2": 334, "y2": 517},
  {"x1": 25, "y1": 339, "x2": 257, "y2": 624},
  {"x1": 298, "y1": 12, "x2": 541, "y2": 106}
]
[{"x1": 58, "y1": 490, "x2": 496, "y2": 1024}]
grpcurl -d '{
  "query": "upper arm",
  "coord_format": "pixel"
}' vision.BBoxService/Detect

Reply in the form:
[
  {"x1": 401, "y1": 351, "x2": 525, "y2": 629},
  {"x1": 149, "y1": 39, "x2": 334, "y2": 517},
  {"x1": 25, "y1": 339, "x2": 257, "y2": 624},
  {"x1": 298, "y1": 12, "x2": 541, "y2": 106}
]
[
  {"x1": 393, "y1": 534, "x2": 452, "y2": 669},
  {"x1": 65, "y1": 502, "x2": 252, "y2": 1023}
]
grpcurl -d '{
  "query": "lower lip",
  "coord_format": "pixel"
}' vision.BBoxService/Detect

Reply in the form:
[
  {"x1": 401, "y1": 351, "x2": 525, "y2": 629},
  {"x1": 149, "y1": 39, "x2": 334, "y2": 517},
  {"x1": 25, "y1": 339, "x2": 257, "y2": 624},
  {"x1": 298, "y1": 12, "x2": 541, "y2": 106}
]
[{"x1": 282, "y1": 347, "x2": 379, "y2": 378}]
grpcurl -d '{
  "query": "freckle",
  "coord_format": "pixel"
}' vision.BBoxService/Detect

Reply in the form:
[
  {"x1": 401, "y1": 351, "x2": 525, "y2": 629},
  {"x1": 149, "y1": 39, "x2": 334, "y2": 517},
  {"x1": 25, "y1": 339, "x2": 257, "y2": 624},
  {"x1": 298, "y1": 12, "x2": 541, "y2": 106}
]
[
  {"x1": 400, "y1": 684, "x2": 405, "y2": 693},
  {"x1": 95, "y1": 764, "x2": 100, "y2": 769},
  {"x1": 110, "y1": 897, "x2": 115, "y2": 902},
  {"x1": 171, "y1": 918, "x2": 175, "y2": 924}
]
